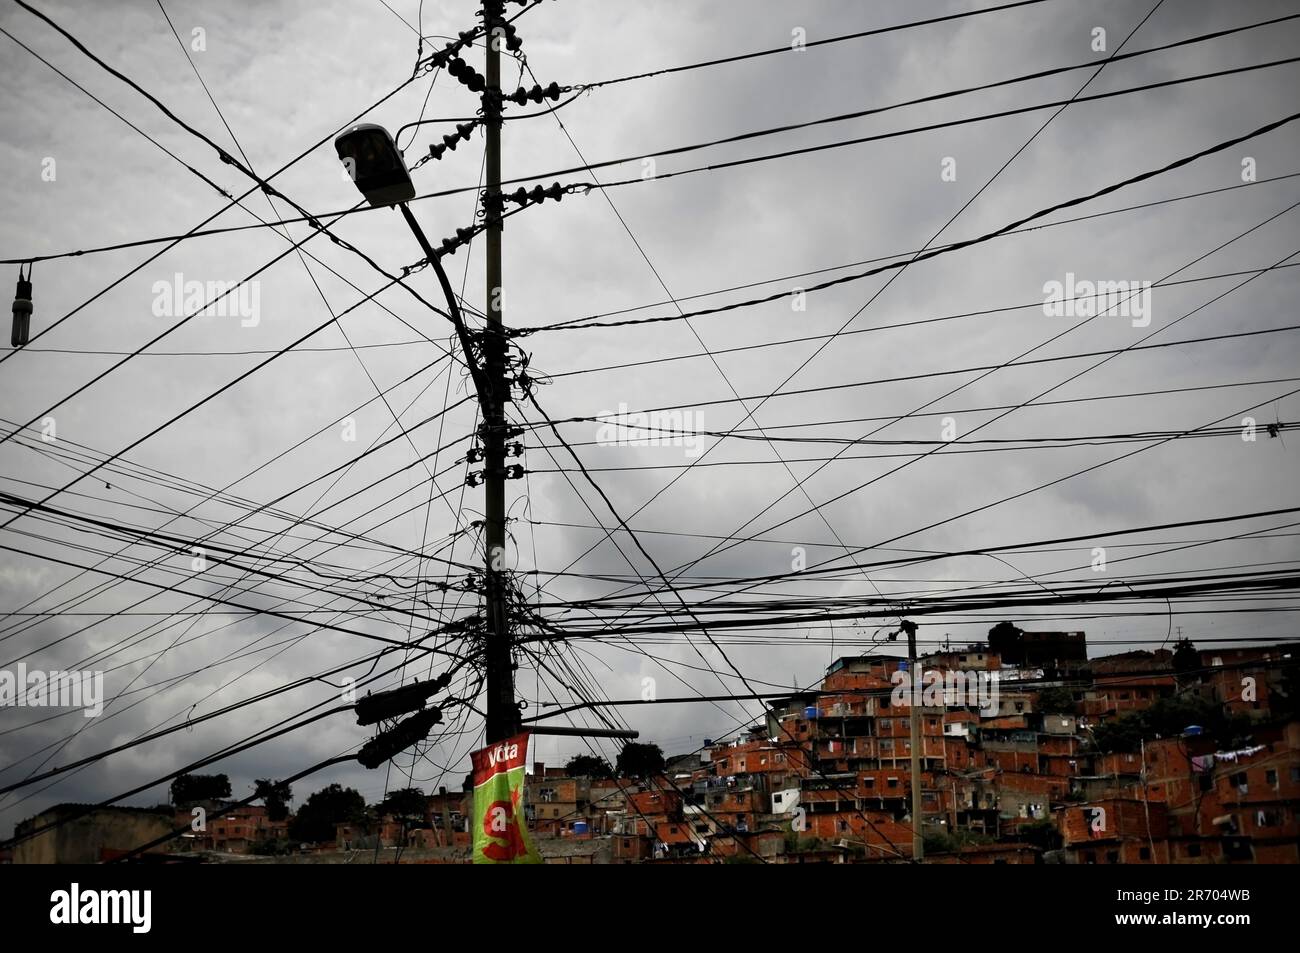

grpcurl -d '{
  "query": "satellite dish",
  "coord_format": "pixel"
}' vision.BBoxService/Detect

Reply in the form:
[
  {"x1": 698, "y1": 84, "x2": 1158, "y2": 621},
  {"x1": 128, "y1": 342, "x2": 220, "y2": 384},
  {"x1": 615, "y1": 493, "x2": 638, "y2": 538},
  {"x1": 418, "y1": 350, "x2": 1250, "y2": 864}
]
[{"x1": 334, "y1": 124, "x2": 415, "y2": 207}]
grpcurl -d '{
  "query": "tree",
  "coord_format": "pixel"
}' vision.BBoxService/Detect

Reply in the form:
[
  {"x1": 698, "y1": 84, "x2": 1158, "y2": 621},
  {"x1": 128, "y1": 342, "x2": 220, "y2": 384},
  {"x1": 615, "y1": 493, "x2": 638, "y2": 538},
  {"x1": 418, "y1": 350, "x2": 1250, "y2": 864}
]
[
  {"x1": 1019, "y1": 818, "x2": 1063, "y2": 851},
  {"x1": 1088, "y1": 693, "x2": 1253, "y2": 753},
  {"x1": 1274, "y1": 661, "x2": 1300, "y2": 719},
  {"x1": 377, "y1": 787, "x2": 427, "y2": 820},
  {"x1": 1172, "y1": 638, "x2": 1199, "y2": 686},
  {"x1": 170, "y1": 773, "x2": 231, "y2": 807},
  {"x1": 254, "y1": 779, "x2": 293, "y2": 821},
  {"x1": 988, "y1": 621, "x2": 1023, "y2": 661},
  {"x1": 1036, "y1": 687, "x2": 1076, "y2": 714},
  {"x1": 564, "y1": 755, "x2": 613, "y2": 778},
  {"x1": 615, "y1": 742, "x2": 665, "y2": 778},
  {"x1": 288, "y1": 783, "x2": 366, "y2": 843}
]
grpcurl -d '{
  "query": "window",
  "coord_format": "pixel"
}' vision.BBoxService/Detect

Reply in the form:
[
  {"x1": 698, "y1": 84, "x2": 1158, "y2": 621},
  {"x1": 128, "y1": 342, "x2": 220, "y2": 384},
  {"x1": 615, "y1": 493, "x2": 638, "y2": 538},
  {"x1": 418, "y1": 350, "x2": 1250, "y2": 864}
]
[
  {"x1": 1139, "y1": 846, "x2": 1151, "y2": 860},
  {"x1": 887, "y1": 777, "x2": 899, "y2": 789},
  {"x1": 863, "y1": 778, "x2": 875, "y2": 789},
  {"x1": 1082, "y1": 851, "x2": 1096, "y2": 864},
  {"x1": 1291, "y1": 767, "x2": 1300, "y2": 783},
  {"x1": 1014, "y1": 702, "x2": 1025, "y2": 712},
  {"x1": 1266, "y1": 769, "x2": 1278, "y2": 786},
  {"x1": 1186, "y1": 843, "x2": 1202, "y2": 858}
]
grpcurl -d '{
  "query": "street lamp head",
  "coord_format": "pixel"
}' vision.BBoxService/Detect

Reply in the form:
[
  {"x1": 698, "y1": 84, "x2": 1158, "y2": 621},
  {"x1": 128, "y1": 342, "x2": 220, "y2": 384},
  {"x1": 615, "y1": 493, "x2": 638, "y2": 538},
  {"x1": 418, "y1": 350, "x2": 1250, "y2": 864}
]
[{"x1": 334, "y1": 123, "x2": 415, "y2": 208}]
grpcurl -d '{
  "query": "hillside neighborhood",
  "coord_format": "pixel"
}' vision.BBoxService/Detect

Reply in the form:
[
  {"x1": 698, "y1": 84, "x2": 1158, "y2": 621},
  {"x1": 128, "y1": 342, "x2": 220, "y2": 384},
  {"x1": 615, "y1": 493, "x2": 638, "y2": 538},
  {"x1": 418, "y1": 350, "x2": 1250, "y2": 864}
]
[{"x1": 10, "y1": 625, "x2": 1298, "y2": 864}]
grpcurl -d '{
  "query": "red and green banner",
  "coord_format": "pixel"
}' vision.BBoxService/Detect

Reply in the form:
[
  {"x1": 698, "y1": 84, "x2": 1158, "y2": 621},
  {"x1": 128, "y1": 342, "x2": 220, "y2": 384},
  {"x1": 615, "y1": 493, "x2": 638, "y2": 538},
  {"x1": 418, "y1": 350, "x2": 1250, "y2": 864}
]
[{"x1": 471, "y1": 731, "x2": 541, "y2": 864}]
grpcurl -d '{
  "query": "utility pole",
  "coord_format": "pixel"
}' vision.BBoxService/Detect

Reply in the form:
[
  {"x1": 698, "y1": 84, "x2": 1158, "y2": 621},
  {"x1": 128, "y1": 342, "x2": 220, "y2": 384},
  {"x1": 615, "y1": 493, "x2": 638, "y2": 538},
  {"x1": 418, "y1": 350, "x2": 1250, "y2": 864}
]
[
  {"x1": 902, "y1": 619, "x2": 923, "y2": 861},
  {"x1": 481, "y1": 0, "x2": 517, "y2": 745}
]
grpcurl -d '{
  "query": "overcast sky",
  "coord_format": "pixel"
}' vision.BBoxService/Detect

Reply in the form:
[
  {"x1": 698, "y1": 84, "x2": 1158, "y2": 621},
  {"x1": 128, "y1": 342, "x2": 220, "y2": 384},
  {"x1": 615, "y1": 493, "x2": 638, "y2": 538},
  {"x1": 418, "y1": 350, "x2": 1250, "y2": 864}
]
[{"x1": 1, "y1": 0, "x2": 1298, "y2": 836}]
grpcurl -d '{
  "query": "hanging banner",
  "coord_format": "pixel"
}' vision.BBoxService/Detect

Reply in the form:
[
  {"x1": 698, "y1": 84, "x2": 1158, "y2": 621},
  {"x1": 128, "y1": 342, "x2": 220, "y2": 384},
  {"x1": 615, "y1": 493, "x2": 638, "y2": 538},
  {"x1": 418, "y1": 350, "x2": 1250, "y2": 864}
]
[{"x1": 471, "y1": 731, "x2": 542, "y2": 864}]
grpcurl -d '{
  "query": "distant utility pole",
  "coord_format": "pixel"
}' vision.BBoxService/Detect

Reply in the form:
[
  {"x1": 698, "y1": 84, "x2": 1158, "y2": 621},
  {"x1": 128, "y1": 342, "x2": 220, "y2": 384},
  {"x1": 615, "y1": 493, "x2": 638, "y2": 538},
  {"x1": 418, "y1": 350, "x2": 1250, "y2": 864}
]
[
  {"x1": 481, "y1": 0, "x2": 517, "y2": 745},
  {"x1": 902, "y1": 619, "x2": 923, "y2": 862}
]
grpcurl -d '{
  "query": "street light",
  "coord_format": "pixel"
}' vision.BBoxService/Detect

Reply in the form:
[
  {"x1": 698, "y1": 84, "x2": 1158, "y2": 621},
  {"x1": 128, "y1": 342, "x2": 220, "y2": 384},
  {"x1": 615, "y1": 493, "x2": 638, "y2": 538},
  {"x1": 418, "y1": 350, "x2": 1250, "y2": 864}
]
[
  {"x1": 334, "y1": 123, "x2": 415, "y2": 208},
  {"x1": 333, "y1": 123, "x2": 487, "y2": 397},
  {"x1": 334, "y1": 118, "x2": 519, "y2": 747}
]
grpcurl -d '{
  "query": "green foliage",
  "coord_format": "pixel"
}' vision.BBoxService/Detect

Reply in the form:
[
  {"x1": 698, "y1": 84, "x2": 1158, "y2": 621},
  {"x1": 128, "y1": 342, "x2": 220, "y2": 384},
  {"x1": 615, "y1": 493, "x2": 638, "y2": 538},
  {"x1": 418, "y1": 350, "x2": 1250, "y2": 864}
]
[
  {"x1": 924, "y1": 829, "x2": 993, "y2": 854},
  {"x1": 170, "y1": 773, "x2": 232, "y2": 807},
  {"x1": 1088, "y1": 693, "x2": 1253, "y2": 753},
  {"x1": 253, "y1": 779, "x2": 293, "y2": 821},
  {"x1": 248, "y1": 838, "x2": 293, "y2": 856},
  {"x1": 615, "y1": 742, "x2": 665, "y2": 778},
  {"x1": 288, "y1": 783, "x2": 366, "y2": 844},
  {"x1": 923, "y1": 832, "x2": 959, "y2": 854},
  {"x1": 376, "y1": 786, "x2": 427, "y2": 819},
  {"x1": 1273, "y1": 663, "x2": 1300, "y2": 719},
  {"x1": 1036, "y1": 687, "x2": 1076, "y2": 714},
  {"x1": 564, "y1": 755, "x2": 613, "y2": 778},
  {"x1": 1019, "y1": 818, "x2": 1063, "y2": 851},
  {"x1": 1172, "y1": 638, "x2": 1200, "y2": 685}
]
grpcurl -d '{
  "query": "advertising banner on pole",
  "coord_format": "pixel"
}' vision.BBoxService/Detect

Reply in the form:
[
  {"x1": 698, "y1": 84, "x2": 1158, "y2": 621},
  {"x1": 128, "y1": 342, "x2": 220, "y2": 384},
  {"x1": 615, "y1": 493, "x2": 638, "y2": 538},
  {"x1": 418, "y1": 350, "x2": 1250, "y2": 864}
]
[{"x1": 471, "y1": 731, "x2": 541, "y2": 864}]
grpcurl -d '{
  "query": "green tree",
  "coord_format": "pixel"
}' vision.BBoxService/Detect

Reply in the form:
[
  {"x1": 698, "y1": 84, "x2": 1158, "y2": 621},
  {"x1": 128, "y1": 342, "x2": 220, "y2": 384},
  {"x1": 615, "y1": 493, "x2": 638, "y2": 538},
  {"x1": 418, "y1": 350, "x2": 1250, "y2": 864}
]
[
  {"x1": 253, "y1": 779, "x2": 293, "y2": 821},
  {"x1": 564, "y1": 755, "x2": 613, "y2": 778},
  {"x1": 288, "y1": 783, "x2": 366, "y2": 843},
  {"x1": 1019, "y1": 818, "x2": 1063, "y2": 851},
  {"x1": 1172, "y1": 638, "x2": 1200, "y2": 686},
  {"x1": 615, "y1": 742, "x2": 665, "y2": 778},
  {"x1": 1088, "y1": 693, "x2": 1252, "y2": 753},
  {"x1": 1036, "y1": 687, "x2": 1076, "y2": 714},
  {"x1": 1274, "y1": 662, "x2": 1300, "y2": 719},
  {"x1": 170, "y1": 773, "x2": 231, "y2": 807},
  {"x1": 377, "y1": 787, "x2": 427, "y2": 820}
]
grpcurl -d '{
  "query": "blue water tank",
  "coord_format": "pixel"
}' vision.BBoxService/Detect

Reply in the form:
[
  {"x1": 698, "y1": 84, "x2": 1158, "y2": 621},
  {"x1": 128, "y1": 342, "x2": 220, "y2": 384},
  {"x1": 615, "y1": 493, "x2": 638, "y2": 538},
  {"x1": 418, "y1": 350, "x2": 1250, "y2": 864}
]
[
  {"x1": 573, "y1": 821, "x2": 589, "y2": 835},
  {"x1": 804, "y1": 706, "x2": 818, "y2": 719}
]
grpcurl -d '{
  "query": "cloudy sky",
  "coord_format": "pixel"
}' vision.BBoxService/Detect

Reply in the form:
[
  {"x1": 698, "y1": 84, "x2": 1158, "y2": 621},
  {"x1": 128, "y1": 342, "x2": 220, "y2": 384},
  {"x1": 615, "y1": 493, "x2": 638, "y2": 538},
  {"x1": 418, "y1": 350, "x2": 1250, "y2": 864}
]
[{"x1": 1, "y1": 0, "x2": 1298, "y2": 836}]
